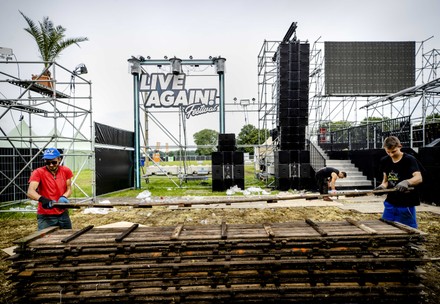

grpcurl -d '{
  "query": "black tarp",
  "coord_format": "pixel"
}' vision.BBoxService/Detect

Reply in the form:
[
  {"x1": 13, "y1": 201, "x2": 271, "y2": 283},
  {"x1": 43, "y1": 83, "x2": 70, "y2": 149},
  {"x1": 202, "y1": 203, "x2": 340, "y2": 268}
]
[
  {"x1": 95, "y1": 122, "x2": 134, "y2": 147},
  {"x1": 0, "y1": 148, "x2": 56, "y2": 203},
  {"x1": 94, "y1": 122, "x2": 134, "y2": 196}
]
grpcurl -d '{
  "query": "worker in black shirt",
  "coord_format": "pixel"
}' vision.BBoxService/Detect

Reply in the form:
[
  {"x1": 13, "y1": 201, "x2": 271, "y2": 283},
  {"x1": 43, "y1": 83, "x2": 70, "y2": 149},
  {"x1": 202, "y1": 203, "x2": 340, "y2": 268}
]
[
  {"x1": 315, "y1": 167, "x2": 347, "y2": 201},
  {"x1": 375, "y1": 136, "x2": 423, "y2": 228}
]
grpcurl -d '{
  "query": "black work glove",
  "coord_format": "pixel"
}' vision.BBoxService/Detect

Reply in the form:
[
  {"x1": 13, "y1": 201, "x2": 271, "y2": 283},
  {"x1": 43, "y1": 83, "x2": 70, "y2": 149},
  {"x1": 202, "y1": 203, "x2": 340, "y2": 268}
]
[
  {"x1": 395, "y1": 180, "x2": 410, "y2": 192},
  {"x1": 374, "y1": 185, "x2": 386, "y2": 195},
  {"x1": 38, "y1": 196, "x2": 56, "y2": 209}
]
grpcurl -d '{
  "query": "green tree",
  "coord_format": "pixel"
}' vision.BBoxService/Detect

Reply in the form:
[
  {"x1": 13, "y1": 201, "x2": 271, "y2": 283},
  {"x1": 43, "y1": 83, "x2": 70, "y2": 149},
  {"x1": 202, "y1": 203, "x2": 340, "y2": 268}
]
[
  {"x1": 20, "y1": 11, "x2": 88, "y2": 70},
  {"x1": 360, "y1": 116, "x2": 390, "y2": 124},
  {"x1": 426, "y1": 113, "x2": 440, "y2": 123},
  {"x1": 320, "y1": 120, "x2": 354, "y2": 131},
  {"x1": 236, "y1": 124, "x2": 270, "y2": 154},
  {"x1": 193, "y1": 129, "x2": 218, "y2": 155}
]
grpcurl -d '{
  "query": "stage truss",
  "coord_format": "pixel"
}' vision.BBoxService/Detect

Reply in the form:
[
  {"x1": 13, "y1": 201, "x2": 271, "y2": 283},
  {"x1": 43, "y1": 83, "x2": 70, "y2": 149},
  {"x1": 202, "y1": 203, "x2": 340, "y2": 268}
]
[
  {"x1": 0, "y1": 60, "x2": 94, "y2": 204},
  {"x1": 258, "y1": 37, "x2": 440, "y2": 149}
]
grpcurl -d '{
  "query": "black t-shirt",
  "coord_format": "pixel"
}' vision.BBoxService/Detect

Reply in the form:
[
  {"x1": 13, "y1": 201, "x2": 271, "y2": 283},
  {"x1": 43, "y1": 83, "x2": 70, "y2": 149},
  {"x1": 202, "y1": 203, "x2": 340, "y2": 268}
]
[
  {"x1": 379, "y1": 153, "x2": 421, "y2": 207},
  {"x1": 316, "y1": 167, "x2": 339, "y2": 179}
]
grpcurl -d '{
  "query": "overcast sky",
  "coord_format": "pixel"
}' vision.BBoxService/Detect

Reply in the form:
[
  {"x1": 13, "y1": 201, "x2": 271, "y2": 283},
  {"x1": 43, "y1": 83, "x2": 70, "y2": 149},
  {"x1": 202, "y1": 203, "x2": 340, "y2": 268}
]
[{"x1": 1, "y1": 0, "x2": 439, "y2": 147}]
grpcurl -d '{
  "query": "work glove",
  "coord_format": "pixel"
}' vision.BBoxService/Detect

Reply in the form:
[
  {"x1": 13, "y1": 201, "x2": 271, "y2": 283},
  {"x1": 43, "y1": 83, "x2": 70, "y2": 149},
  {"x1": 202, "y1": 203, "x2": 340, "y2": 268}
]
[
  {"x1": 38, "y1": 196, "x2": 56, "y2": 209},
  {"x1": 58, "y1": 196, "x2": 69, "y2": 204},
  {"x1": 395, "y1": 180, "x2": 410, "y2": 192}
]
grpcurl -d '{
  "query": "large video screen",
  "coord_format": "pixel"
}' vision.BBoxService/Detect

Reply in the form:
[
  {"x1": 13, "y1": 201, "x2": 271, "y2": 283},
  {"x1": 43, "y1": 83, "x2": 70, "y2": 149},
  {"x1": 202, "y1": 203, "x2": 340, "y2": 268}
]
[{"x1": 325, "y1": 41, "x2": 415, "y2": 95}]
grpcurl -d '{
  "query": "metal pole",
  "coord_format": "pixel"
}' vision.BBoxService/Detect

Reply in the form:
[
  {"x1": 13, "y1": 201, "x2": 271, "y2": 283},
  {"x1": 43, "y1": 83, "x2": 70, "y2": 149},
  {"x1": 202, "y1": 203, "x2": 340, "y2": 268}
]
[
  {"x1": 133, "y1": 73, "x2": 141, "y2": 189},
  {"x1": 215, "y1": 57, "x2": 226, "y2": 134},
  {"x1": 128, "y1": 58, "x2": 142, "y2": 189},
  {"x1": 219, "y1": 73, "x2": 225, "y2": 133}
]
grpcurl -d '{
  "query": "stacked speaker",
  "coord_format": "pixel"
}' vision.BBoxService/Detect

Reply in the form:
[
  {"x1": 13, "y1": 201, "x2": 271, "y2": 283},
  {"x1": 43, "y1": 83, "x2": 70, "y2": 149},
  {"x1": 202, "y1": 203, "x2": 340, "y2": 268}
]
[
  {"x1": 212, "y1": 134, "x2": 244, "y2": 191},
  {"x1": 275, "y1": 40, "x2": 311, "y2": 190}
]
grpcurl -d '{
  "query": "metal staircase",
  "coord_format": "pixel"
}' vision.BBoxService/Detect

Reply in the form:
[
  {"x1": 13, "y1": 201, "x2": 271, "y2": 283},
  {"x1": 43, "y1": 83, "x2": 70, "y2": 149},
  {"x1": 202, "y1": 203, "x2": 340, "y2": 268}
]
[
  {"x1": 326, "y1": 159, "x2": 373, "y2": 190},
  {"x1": 312, "y1": 143, "x2": 373, "y2": 190}
]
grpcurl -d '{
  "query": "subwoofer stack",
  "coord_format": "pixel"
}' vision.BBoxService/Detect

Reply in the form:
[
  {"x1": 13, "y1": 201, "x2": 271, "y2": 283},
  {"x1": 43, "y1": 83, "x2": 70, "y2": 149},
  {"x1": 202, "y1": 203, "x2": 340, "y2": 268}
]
[
  {"x1": 212, "y1": 133, "x2": 244, "y2": 191},
  {"x1": 275, "y1": 40, "x2": 311, "y2": 190}
]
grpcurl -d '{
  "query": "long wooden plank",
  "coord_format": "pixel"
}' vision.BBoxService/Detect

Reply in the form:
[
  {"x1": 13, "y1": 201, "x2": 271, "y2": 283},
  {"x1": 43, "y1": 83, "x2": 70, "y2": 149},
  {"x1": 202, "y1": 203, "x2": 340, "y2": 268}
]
[
  {"x1": 115, "y1": 224, "x2": 139, "y2": 242},
  {"x1": 221, "y1": 221, "x2": 228, "y2": 239},
  {"x1": 263, "y1": 223, "x2": 275, "y2": 238},
  {"x1": 305, "y1": 219, "x2": 328, "y2": 236},
  {"x1": 170, "y1": 224, "x2": 184, "y2": 240},
  {"x1": 345, "y1": 218, "x2": 377, "y2": 234},
  {"x1": 13, "y1": 226, "x2": 59, "y2": 247},
  {"x1": 61, "y1": 225, "x2": 94, "y2": 243},
  {"x1": 51, "y1": 188, "x2": 405, "y2": 209}
]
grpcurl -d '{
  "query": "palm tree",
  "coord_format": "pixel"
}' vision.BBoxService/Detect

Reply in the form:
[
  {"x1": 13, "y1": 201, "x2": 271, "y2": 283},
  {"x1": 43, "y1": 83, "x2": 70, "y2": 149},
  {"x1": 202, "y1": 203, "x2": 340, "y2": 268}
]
[{"x1": 20, "y1": 11, "x2": 88, "y2": 74}]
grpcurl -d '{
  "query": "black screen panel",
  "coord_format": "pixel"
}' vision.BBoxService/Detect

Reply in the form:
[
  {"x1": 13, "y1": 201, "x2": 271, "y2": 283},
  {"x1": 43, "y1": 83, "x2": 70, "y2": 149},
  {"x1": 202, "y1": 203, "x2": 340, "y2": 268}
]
[{"x1": 325, "y1": 41, "x2": 415, "y2": 95}]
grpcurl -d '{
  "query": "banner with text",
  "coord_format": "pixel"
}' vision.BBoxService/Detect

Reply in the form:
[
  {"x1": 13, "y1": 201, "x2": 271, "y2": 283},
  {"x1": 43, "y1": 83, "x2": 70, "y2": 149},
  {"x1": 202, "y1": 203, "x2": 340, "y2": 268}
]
[{"x1": 140, "y1": 73, "x2": 218, "y2": 119}]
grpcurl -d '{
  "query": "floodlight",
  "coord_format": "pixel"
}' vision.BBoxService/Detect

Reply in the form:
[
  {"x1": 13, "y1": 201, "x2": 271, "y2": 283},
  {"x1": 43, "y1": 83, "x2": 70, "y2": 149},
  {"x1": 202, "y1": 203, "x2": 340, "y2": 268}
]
[
  {"x1": 73, "y1": 63, "x2": 88, "y2": 75},
  {"x1": 214, "y1": 57, "x2": 226, "y2": 74},
  {"x1": 0, "y1": 47, "x2": 13, "y2": 60},
  {"x1": 170, "y1": 57, "x2": 182, "y2": 75}
]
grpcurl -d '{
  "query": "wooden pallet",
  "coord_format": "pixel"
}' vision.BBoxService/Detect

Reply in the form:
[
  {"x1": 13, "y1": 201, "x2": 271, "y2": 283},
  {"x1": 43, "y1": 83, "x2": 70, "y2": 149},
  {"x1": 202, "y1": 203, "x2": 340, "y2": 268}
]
[{"x1": 7, "y1": 219, "x2": 428, "y2": 303}]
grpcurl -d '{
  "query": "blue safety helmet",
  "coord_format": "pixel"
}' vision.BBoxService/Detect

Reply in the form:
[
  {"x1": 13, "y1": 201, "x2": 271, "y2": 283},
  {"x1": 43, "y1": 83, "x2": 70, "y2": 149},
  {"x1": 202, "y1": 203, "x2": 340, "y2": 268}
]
[{"x1": 42, "y1": 148, "x2": 61, "y2": 160}]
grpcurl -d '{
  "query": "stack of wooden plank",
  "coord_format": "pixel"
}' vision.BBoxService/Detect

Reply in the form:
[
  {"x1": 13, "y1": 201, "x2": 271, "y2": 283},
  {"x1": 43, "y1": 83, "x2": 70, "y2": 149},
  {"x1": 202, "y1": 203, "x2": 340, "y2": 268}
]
[{"x1": 7, "y1": 219, "x2": 428, "y2": 303}]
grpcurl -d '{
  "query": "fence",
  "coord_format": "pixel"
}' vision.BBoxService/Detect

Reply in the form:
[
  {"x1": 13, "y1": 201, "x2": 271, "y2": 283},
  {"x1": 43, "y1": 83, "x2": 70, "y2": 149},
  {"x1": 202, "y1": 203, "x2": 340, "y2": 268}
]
[{"x1": 318, "y1": 116, "x2": 423, "y2": 151}]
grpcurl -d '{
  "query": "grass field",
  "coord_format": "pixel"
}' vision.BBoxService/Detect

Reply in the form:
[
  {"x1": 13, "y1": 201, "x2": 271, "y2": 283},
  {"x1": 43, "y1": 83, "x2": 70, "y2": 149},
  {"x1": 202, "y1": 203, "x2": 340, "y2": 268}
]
[{"x1": 71, "y1": 163, "x2": 275, "y2": 199}]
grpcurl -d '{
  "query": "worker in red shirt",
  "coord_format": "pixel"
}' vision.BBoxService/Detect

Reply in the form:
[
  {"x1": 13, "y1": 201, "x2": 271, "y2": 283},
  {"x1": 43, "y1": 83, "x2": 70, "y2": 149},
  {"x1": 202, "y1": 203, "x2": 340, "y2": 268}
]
[{"x1": 27, "y1": 148, "x2": 73, "y2": 230}]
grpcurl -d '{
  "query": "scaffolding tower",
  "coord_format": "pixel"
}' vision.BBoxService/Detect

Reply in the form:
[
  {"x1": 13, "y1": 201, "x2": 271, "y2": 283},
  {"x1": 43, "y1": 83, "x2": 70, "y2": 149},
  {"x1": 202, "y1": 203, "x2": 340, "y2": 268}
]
[
  {"x1": 0, "y1": 60, "x2": 94, "y2": 204},
  {"x1": 258, "y1": 38, "x2": 440, "y2": 150}
]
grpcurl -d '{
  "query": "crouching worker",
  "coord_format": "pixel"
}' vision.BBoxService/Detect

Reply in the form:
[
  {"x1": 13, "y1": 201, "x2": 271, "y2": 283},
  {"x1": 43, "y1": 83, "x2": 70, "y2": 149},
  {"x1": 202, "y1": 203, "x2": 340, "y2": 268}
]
[
  {"x1": 375, "y1": 136, "x2": 423, "y2": 228},
  {"x1": 27, "y1": 148, "x2": 73, "y2": 230},
  {"x1": 315, "y1": 167, "x2": 347, "y2": 201}
]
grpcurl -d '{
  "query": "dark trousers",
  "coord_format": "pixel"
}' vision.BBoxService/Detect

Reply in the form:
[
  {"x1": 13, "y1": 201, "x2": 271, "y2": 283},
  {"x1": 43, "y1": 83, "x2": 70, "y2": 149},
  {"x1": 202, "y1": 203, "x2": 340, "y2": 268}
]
[
  {"x1": 316, "y1": 177, "x2": 329, "y2": 194},
  {"x1": 37, "y1": 211, "x2": 72, "y2": 230}
]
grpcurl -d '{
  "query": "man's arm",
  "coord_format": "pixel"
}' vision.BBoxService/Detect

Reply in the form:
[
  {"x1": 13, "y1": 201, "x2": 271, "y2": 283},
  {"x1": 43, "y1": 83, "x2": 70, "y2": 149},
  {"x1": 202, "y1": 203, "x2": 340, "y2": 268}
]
[
  {"x1": 27, "y1": 181, "x2": 42, "y2": 201},
  {"x1": 377, "y1": 172, "x2": 389, "y2": 189},
  {"x1": 63, "y1": 178, "x2": 72, "y2": 198},
  {"x1": 407, "y1": 171, "x2": 423, "y2": 187},
  {"x1": 329, "y1": 172, "x2": 338, "y2": 191}
]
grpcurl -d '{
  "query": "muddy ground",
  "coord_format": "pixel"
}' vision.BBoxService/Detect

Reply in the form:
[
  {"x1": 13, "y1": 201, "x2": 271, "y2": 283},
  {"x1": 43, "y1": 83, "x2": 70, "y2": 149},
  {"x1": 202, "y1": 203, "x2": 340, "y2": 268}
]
[{"x1": 1, "y1": 196, "x2": 439, "y2": 303}]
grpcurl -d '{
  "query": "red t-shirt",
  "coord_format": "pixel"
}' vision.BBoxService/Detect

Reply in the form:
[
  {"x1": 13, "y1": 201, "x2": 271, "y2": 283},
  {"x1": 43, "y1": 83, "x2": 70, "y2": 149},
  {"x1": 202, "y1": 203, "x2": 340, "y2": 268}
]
[{"x1": 29, "y1": 165, "x2": 73, "y2": 215}]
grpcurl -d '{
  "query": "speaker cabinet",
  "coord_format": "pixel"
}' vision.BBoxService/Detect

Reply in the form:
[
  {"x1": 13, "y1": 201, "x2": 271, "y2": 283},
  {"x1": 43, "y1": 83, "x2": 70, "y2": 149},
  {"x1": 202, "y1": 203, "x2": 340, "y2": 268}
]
[
  {"x1": 234, "y1": 179, "x2": 245, "y2": 190},
  {"x1": 299, "y1": 163, "x2": 311, "y2": 178},
  {"x1": 276, "y1": 178, "x2": 291, "y2": 191},
  {"x1": 276, "y1": 150, "x2": 290, "y2": 164},
  {"x1": 234, "y1": 165, "x2": 244, "y2": 179},
  {"x1": 212, "y1": 152, "x2": 223, "y2": 165},
  {"x1": 223, "y1": 151, "x2": 233, "y2": 164},
  {"x1": 276, "y1": 164, "x2": 290, "y2": 178},
  {"x1": 212, "y1": 165, "x2": 223, "y2": 180},
  {"x1": 218, "y1": 133, "x2": 236, "y2": 145},
  {"x1": 212, "y1": 179, "x2": 224, "y2": 192},
  {"x1": 218, "y1": 145, "x2": 236, "y2": 152}
]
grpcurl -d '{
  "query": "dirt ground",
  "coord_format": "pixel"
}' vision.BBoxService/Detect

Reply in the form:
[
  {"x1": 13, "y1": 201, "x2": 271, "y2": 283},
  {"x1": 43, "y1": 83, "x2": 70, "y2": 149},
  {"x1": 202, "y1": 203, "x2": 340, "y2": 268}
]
[{"x1": 1, "y1": 197, "x2": 439, "y2": 303}]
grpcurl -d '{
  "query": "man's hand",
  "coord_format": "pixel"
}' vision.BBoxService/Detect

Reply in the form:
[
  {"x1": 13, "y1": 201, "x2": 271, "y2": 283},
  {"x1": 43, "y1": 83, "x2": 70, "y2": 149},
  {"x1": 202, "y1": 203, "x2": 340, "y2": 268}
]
[
  {"x1": 38, "y1": 196, "x2": 56, "y2": 209},
  {"x1": 58, "y1": 196, "x2": 69, "y2": 204},
  {"x1": 374, "y1": 185, "x2": 386, "y2": 195},
  {"x1": 395, "y1": 180, "x2": 410, "y2": 192}
]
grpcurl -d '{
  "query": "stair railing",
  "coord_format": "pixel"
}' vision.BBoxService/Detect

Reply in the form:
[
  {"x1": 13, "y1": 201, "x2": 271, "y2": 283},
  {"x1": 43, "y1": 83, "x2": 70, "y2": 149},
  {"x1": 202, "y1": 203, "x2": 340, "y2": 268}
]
[{"x1": 308, "y1": 139, "x2": 326, "y2": 171}]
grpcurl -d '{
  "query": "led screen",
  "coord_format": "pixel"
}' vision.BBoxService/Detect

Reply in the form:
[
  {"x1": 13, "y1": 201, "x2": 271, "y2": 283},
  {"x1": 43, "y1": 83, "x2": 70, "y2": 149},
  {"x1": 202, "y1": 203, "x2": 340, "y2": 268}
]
[{"x1": 325, "y1": 41, "x2": 415, "y2": 95}]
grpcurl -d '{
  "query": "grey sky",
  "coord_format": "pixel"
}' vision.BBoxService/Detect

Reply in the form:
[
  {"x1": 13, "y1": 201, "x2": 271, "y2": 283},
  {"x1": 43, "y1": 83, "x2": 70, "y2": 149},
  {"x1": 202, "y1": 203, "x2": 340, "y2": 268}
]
[{"x1": 1, "y1": 0, "x2": 439, "y2": 147}]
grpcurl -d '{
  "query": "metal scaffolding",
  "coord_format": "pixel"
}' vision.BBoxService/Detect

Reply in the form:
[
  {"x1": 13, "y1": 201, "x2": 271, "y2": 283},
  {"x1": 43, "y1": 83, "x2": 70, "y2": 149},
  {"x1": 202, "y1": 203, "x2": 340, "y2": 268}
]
[
  {"x1": 258, "y1": 37, "x2": 440, "y2": 150},
  {"x1": 0, "y1": 60, "x2": 94, "y2": 204}
]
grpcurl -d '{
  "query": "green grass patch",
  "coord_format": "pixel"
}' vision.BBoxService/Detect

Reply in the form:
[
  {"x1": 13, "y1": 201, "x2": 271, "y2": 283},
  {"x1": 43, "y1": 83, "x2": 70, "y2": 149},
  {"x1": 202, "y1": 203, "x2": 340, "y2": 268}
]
[{"x1": 71, "y1": 164, "x2": 275, "y2": 199}]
